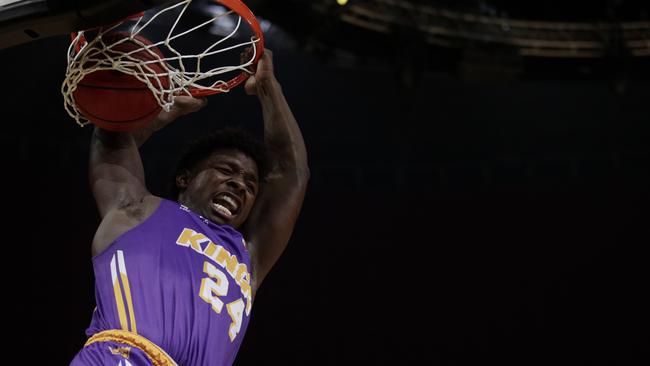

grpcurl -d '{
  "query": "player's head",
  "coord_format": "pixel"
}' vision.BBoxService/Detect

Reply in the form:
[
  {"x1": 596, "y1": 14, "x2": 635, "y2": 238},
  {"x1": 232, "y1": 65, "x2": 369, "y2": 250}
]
[{"x1": 171, "y1": 127, "x2": 269, "y2": 228}]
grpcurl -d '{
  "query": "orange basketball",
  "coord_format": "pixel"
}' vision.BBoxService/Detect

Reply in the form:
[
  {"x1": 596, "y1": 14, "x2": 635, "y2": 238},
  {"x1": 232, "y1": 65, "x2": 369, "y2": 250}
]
[{"x1": 72, "y1": 32, "x2": 169, "y2": 132}]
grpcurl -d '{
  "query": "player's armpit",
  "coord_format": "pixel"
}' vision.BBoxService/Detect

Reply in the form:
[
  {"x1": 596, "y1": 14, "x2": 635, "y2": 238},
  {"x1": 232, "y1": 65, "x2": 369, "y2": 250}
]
[{"x1": 89, "y1": 128, "x2": 149, "y2": 218}]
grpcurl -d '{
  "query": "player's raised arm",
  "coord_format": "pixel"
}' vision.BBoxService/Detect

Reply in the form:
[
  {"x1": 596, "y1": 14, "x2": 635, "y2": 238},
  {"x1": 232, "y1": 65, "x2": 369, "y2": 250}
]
[
  {"x1": 89, "y1": 96, "x2": 206, "y2": 217},
  {"x1": 89, "y1": 129, "x2": 147, "y2": 219},
  {"x1": 241, "y1": 49, "x2": 310, "y2": 291}
]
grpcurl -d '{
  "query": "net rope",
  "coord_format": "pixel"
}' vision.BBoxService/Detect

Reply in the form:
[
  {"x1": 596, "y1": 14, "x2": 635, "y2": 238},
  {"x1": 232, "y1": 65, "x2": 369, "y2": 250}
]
[{"x1": 61, "y1": 0, "x2": 262, "y2": 127}]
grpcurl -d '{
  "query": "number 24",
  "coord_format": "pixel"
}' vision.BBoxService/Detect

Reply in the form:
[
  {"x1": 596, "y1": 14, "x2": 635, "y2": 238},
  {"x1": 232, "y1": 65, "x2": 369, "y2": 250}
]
[{"x1": 199, "y1": 261, "x2": 245, "y2": 342}]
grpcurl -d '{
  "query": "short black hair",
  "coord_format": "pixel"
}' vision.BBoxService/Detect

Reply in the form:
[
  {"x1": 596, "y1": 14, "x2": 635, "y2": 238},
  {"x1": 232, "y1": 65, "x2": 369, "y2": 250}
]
[{"x1": 168, "y1": 127, "x2": 269, "y2": 200}]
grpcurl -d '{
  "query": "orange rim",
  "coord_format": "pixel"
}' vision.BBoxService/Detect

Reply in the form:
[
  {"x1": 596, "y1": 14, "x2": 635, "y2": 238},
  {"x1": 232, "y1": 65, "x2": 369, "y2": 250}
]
[
  {"x1": 68, "y1": 1, "x2": 264, "y2": 96},
  {"x1": 188, "y1": 0, "x2": 265, "y2": 96}
]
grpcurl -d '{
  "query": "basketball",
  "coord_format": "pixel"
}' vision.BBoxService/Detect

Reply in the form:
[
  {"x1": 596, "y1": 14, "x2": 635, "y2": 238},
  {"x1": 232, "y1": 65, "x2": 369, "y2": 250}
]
[{"x1": 72, "y1": 32, "x2": 169, "y2": 132}]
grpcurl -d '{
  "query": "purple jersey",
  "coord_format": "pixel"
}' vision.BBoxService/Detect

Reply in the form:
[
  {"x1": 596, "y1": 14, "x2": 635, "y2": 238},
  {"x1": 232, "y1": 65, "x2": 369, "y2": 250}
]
[{"x1": 83, "y1": 199, "x2": 253, "y2": 366}]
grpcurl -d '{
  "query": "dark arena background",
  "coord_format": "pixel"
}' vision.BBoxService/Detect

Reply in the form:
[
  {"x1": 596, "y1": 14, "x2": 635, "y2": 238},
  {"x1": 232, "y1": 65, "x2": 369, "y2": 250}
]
[{"x1": 2, "y1": 0, "x2": 649, "y2": 364}]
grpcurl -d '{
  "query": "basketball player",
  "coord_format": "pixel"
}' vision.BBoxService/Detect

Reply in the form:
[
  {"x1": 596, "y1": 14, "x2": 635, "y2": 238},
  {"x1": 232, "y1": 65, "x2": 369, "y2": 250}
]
[{"x1": 70, "y1": 48, "x2": 309, "y2": 366}]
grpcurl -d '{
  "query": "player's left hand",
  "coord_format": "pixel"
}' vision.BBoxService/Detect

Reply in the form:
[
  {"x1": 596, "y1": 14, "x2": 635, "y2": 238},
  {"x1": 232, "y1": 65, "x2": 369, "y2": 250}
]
[{"x1": 243, "y1": 48, "x2": 276, "y2": 96}]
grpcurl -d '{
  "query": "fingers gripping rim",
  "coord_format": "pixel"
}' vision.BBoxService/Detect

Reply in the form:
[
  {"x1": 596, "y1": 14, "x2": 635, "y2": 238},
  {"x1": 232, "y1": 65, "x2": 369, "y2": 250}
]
[{"x1": 188, "y1": 0, "x2": 265, "y2": 97}]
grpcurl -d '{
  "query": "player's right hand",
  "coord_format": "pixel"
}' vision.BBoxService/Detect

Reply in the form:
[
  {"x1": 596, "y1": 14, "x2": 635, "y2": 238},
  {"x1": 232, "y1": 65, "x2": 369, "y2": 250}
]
[{"x1": 150, "y1": 95, "x2": 207, "y2": 131}]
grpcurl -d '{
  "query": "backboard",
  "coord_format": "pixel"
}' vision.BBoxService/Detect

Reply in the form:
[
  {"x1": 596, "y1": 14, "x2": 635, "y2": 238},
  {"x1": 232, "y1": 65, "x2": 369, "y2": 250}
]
[{"x1": 0, "y1": 0, "x2": 170, "y2": 49}]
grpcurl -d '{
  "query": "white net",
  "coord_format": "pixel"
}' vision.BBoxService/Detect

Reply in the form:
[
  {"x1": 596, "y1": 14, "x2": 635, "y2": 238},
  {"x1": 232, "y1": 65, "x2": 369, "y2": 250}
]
[{"x1": 61, "y1": 0, "x2": 263, "y2": 127}]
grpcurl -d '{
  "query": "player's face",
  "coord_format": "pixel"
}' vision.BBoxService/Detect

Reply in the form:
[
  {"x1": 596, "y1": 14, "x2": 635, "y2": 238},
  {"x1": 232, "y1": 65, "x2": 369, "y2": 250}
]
[{"x1": 178, "y1": 148, "x2": 260, "y2": 229}]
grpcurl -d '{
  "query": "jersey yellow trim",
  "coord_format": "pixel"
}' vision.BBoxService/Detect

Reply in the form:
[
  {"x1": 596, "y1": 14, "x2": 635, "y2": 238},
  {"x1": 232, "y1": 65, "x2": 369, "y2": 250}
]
[
  {"x1": 120, "y1": 272, "x2": 138, "y2": 334},
  {"x1": 111, "y1": 251, "x2": 138, "y2": 333},
  {"x1": 112, "y1": 280, "x2": 129, "y2": 331},
  {"x1": 85, "y1": 330, "x2": 178, "y2": 366}
]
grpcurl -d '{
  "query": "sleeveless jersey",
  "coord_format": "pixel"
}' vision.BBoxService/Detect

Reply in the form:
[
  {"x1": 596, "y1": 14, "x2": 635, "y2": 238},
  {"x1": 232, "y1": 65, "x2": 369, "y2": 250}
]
[{"x1": 86, "y1": 199, "x2": 254, "y2": 366}]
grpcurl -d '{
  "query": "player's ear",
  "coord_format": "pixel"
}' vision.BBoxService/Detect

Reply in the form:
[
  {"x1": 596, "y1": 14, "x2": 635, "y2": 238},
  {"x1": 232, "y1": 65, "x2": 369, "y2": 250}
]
[{"x1": 175, "y1": 170, "x2": 191, "y2": 189}]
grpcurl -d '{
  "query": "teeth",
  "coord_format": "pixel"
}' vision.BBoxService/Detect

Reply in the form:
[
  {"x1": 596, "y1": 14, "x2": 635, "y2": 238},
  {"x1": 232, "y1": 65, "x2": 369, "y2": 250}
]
[
  {"x1": 215, "y1": 195, "x2": 239, "y2": 213},
  {"x1": 213, "y1": 203, "x2": 232, "y2": 217},
  {"x1": 221, "y1": 196, "x2": 238, "y2": 211}
]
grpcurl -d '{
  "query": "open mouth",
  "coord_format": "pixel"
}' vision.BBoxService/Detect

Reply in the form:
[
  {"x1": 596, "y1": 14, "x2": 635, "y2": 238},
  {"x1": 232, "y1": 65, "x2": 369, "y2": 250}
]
[{"x1": 211, "y1": 193, "x2": 241, "y2": 219}]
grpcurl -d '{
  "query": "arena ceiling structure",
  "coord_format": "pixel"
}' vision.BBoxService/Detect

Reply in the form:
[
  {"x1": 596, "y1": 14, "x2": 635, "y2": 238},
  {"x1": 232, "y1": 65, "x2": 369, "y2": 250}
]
[
  {"x1": 2, "y1": 0, "x2": 649, "y2": 85},
  {"x1": 244, "y1": 0, "x2": 650, "y2": 85}
]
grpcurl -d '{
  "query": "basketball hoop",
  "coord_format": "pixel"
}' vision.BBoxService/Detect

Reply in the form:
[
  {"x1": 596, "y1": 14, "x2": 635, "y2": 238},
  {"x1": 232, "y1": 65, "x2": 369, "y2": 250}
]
[{"x1": 61, "y1": 0, "x2": 265, "y2": 128}]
